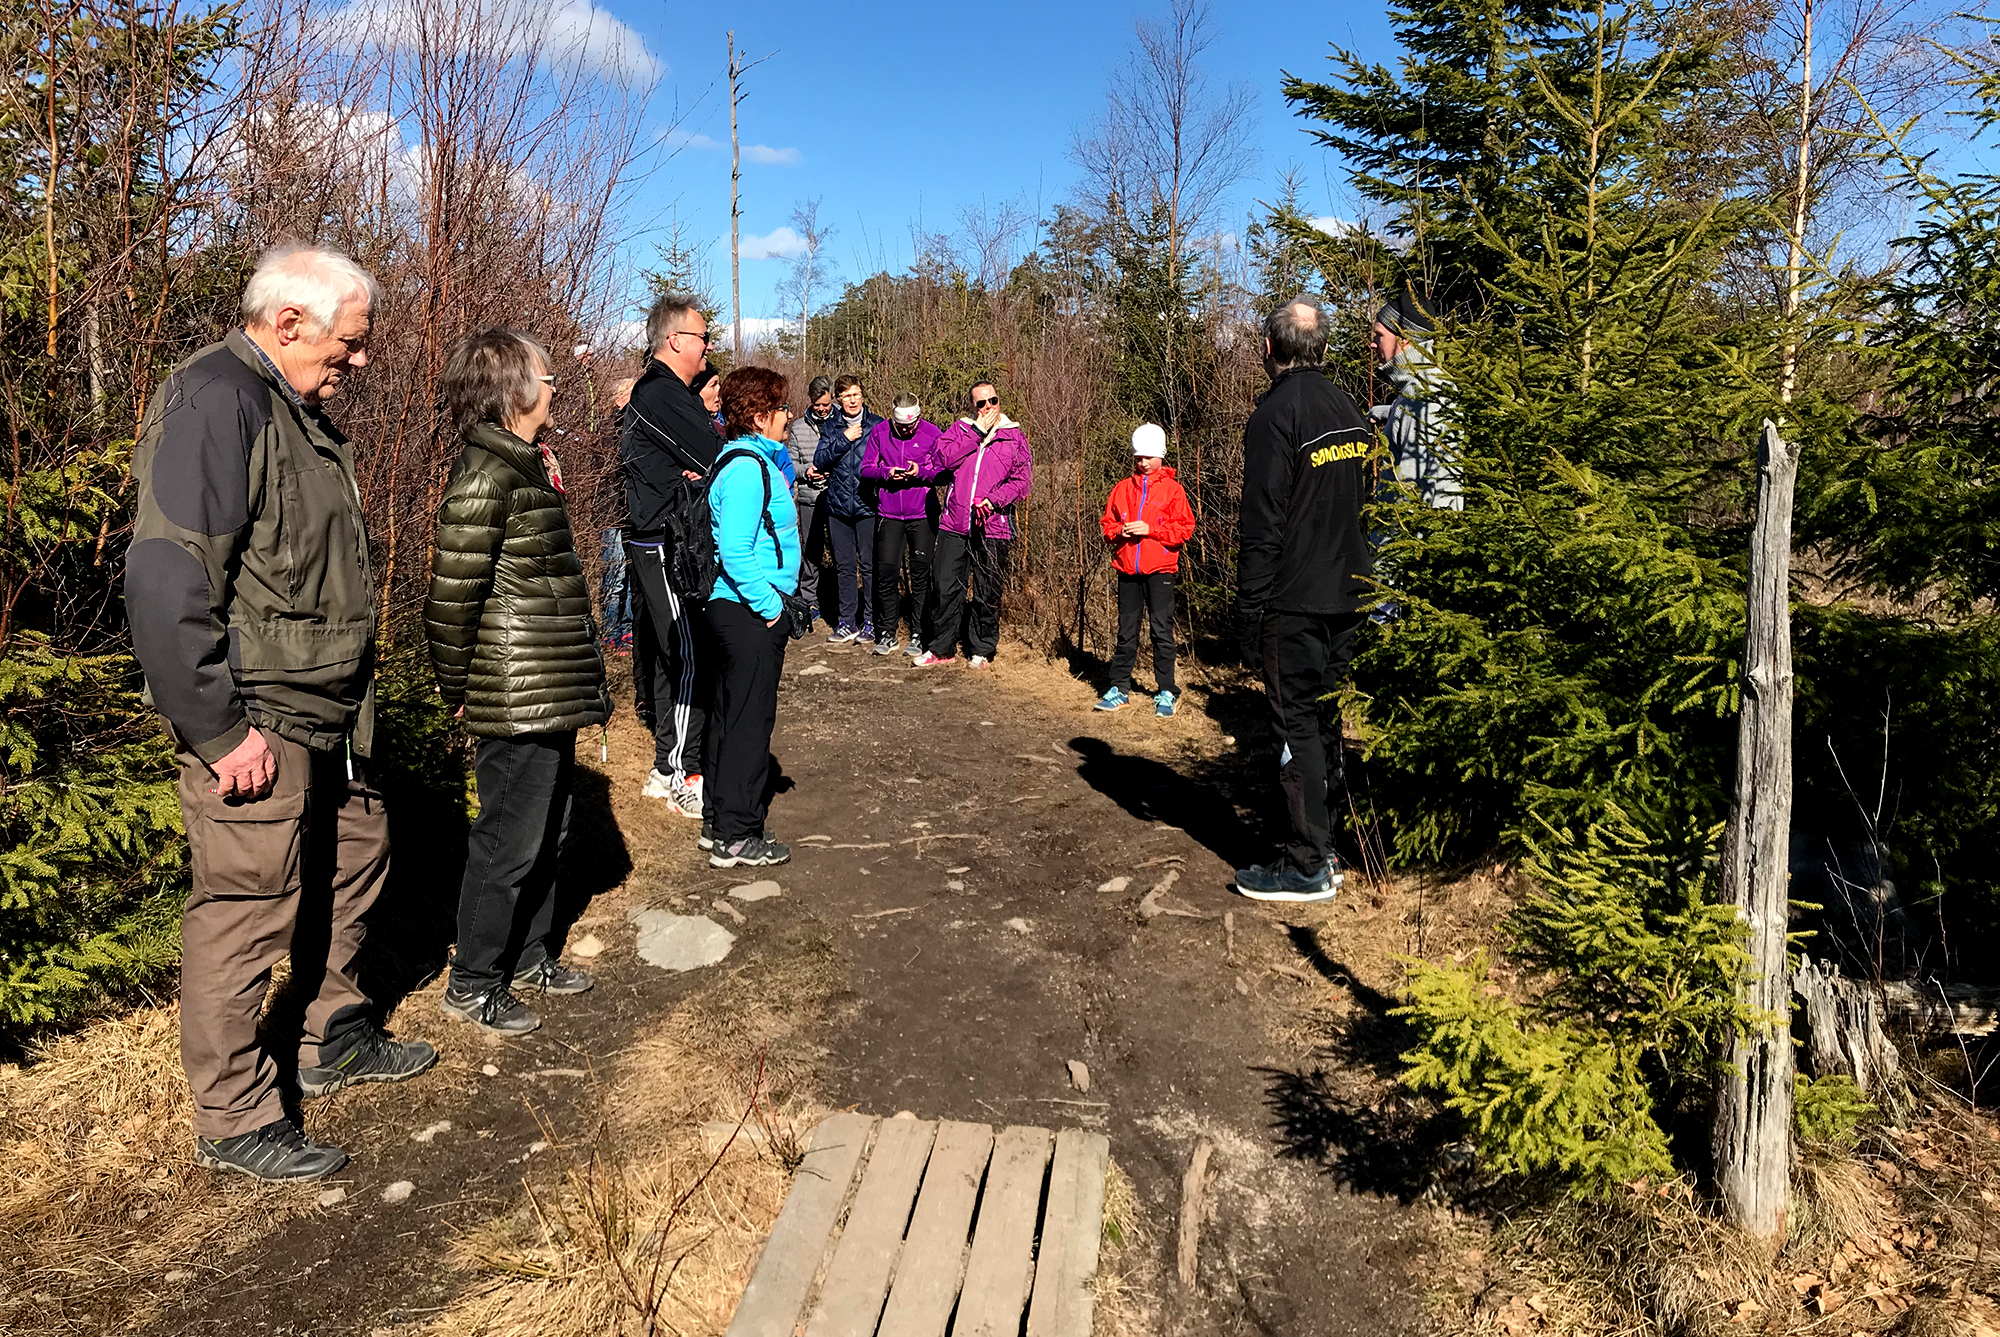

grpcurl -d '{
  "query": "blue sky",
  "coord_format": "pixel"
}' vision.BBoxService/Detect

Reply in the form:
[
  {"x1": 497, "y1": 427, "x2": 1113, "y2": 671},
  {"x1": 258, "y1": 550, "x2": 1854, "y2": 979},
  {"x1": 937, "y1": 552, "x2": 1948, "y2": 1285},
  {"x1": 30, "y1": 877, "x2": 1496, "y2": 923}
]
[{"x1": 590, "y1": 1, "x2": 1404, "y2": 338}]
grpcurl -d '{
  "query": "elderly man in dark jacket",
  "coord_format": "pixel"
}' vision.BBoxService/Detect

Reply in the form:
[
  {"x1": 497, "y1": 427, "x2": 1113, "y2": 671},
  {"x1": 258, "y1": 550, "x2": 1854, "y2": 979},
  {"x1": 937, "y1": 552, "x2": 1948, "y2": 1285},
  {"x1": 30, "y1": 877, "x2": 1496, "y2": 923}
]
[
  {"x1": 1233, "y1": 298, "x2": 1375, "y2": 903},
  {"x1": 426, "y1": 328, "x2": 610, "y2": 1038},
  {"x1": 125, "y1": 244, "x2": 437, "y2": 1183},
  {"x1": 621, "y1": 293, "x2": 722, "y2": 818}
]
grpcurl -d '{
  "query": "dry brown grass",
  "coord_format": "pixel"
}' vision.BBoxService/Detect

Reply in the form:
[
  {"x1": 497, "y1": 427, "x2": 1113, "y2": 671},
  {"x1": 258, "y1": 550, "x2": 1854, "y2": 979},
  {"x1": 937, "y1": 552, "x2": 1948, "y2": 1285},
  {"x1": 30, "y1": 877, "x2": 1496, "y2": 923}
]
[
  {"x1": 1093, "y1": 1158, "x2": 1161, "y2": 1337},
  {"x1": 421, "y1": 931, "x2": 835, "y2": 1337}
]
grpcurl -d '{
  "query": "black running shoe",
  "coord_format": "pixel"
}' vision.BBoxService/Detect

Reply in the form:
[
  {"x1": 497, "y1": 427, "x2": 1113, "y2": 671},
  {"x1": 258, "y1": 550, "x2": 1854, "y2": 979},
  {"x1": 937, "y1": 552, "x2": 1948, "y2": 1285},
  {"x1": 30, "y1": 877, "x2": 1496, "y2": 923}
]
[
  {"x1": 1233, "y1": 860, "x2": 1340, "y2": 903},
  {"x1": 699, "y1": 821, "x2": 777, "y2": 851},
  {"x1": 440, "y1": 984, "x2": 542, "y2": 1035},
  {"x1": 709, "y1": 834, "x2": 791, "y2": 868},
  {"x1": 512, "y1": 957, "x2": 594, "y2": 994},
  {"x1": 195, "y1": 1118, "x2": 348, "y2": 1182},
  {"x1": 298, "y1": 1025, "x2": 440, "y2": 1098}
]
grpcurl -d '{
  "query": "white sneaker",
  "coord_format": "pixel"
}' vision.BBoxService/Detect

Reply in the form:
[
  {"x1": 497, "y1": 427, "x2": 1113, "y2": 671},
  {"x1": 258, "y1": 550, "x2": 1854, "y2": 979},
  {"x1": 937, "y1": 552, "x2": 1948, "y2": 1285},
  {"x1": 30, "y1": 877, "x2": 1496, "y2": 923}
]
[
  {"x1": 667, "y1": 774, "x2": 704, "y2": 819},
  {"x1": 641, "y1": 768, "x2": 673, "y2": 799},
  {"x1": 967, "y1": 655, "x2": 991, "y2": 668}
]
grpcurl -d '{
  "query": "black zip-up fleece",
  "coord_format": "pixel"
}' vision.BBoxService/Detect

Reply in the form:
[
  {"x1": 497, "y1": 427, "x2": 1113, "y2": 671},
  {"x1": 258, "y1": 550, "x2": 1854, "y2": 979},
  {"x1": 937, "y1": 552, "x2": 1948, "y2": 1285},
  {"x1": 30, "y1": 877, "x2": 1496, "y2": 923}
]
[
  {"x1": 620, "y1": 357, "x2": 721, "y2": 542},
  {"x1": 1235, "y1": 366, "x2": 1376, "y2": 651}
]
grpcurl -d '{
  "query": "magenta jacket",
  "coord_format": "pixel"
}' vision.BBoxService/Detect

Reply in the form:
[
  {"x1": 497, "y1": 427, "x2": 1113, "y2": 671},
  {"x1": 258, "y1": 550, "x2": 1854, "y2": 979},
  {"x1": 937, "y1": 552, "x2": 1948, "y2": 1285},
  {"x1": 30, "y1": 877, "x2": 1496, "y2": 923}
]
[
  {"x1": 858, "y1": 419, "x2": 943, "y2": 522},
  {"x1": 925, "y1": 416, "x2": 1034, "y2": 540}
]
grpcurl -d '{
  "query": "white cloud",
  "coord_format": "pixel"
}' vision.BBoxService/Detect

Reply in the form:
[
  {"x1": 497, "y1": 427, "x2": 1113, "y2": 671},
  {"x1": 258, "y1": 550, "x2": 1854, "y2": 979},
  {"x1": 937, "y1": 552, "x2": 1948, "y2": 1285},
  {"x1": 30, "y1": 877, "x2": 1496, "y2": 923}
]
[
  {"x1": 1309, "y1": 215, "x2": 1355, "y2": 237},
  {"x1": 739, "y1": 226, "x2": 807, "y2": 260},
  {"x1": 659, "y1": 128, "x2": 799, "y2": 165},
  {"x1": 321, "y1": 0, "x2": 660, "y2": 83}
]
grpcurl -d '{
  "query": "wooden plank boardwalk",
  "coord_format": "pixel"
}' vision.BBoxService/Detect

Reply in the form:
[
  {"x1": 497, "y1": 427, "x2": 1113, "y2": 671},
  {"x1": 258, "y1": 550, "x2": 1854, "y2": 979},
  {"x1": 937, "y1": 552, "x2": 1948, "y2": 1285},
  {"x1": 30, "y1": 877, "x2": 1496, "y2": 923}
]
[{"x1": 725, "y1": 1114, "x2": 1110, "y2": 1337}]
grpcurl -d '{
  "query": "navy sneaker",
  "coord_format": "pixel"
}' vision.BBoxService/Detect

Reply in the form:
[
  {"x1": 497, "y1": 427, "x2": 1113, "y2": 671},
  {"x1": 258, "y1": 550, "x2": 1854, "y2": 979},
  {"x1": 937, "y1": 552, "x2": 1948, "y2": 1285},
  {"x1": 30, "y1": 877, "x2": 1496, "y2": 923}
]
[
  {"x1": 1154, "y1": 689, "x2": 1177, "y2": 718},
  {"x1": 1233, "y1": 861, "x2": 1340, "y2": 902},
  {"x1": 1094, "y1": 686, "x2": 1130, "y2": 712},
  {"x1": 297, "y1": 1025, "x2": 439, "y2": 1098},
  {"x1": 827, "y1": 624, "x2": 860, "y2": 644},
  {"x1": 196, "y1": 1119, "x2": 348, "y2": 1182}
]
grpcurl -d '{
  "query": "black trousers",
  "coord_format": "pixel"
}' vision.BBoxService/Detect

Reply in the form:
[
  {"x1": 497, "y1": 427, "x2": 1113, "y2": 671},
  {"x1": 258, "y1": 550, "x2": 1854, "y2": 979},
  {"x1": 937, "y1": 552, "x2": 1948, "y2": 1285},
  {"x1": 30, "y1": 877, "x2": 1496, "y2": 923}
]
[
  {"x1": 929, "y1": 530, "x2": 1011, "y2": 660},
  {"x1": 873, "y1": 516, "x2": 937, "y2": 643},
  {"x1": 452, "y1": 731, "x2": 574, "y2": 993},
  {"x1": 627, "y1": 539, "x2": 711, "y2": 779},
  {"x1": 1109, "y1": 571, "x2": 1178, "y2": 694},
  {"x1": 702, "y1": 597, "x2": 789, "y2": 844},
  {"x1": 826, "y1": 513, "x2": 876, "y2": 632},
  {"x1": 1261, "y1": 611, "x2": 1365, "y2": 875}
]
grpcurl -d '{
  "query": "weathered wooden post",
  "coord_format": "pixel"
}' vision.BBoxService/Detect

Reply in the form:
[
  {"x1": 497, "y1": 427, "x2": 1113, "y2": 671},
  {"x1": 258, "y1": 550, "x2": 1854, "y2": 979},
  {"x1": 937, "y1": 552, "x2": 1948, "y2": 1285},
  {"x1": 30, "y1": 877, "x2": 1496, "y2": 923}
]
[{"x1": 1714, "y1": 418, "x2": 1798, "y2": 1241}]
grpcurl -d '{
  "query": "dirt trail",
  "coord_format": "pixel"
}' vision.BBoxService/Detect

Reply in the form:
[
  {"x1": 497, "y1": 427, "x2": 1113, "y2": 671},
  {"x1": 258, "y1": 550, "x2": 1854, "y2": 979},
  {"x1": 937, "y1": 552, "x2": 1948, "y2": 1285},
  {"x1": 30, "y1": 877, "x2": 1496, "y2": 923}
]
[{"x1": 112, "y1": 637, "x2": 1435, "y2": 1336}]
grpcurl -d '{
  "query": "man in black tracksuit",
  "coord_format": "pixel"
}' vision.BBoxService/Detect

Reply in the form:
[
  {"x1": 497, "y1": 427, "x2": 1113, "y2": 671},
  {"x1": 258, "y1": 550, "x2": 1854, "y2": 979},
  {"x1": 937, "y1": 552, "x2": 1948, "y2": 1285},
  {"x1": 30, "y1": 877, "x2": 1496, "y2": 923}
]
[
  {"x1": 1233, "y1": 299, "x2": 1376, "y2": 902},
  {"x1": 622, "y1": 294, "x2": 722, "y2": 818}
]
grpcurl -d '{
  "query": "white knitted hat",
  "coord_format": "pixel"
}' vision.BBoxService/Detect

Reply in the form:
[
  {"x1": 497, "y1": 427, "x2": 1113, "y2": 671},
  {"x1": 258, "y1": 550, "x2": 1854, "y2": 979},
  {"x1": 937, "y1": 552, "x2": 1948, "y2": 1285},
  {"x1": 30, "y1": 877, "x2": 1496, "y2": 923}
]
[{"x1": 1131, "y1": 423, "x2": 1167, "y2": 457}]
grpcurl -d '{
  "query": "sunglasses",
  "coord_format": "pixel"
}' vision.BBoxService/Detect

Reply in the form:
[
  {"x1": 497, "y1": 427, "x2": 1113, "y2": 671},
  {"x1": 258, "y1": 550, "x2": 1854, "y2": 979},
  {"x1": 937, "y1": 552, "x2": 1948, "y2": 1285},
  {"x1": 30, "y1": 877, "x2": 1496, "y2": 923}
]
[
  {"x1": 973, "y1": 395, "x2": 999, "y2": 409},
  {"x1": 672, "y1": 329, "x2": 714, "y2": 346}
]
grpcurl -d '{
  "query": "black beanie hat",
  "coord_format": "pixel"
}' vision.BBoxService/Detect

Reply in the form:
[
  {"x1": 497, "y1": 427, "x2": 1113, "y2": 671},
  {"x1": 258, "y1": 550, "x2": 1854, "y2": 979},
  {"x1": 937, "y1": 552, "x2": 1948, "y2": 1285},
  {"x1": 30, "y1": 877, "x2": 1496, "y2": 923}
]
[{"x1": 1375, "y1": 289, "x2": 1437, "y2": 336}]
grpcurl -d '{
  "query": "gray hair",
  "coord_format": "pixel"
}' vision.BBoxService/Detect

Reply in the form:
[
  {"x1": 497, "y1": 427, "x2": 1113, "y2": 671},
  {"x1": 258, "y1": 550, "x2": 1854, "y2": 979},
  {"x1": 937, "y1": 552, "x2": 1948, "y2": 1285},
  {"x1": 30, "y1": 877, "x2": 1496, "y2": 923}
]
[
  {"x1": 441, "y1": 328, "x2": 549, "y2": 433},
  {"x1": 241, "y1": 243, "x2": 379, "y2": 333},
  {"x1": 807, "y1": 375, "x2": 833, "y2": 402},
  {"x1": 645, "y1": 292, "x2": 704, "y2": 355},
  {"x1": 1264, "y1": 298, "x2": 1327, "y2": 371}
]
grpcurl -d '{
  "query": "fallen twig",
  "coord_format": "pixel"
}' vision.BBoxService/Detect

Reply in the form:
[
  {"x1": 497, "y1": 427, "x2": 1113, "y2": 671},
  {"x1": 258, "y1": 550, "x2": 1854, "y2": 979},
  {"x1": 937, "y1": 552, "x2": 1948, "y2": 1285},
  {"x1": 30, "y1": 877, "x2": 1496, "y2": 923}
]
[
  {"x1": 830, "y1": 842, "x2": 890, "y2": 850},
  {"x1": 853, "y1": 906, "x2": 918, "y2": 919},
  {"x1": 1178, "y1": 1137, "x2": 1215, "y2": 1289}
]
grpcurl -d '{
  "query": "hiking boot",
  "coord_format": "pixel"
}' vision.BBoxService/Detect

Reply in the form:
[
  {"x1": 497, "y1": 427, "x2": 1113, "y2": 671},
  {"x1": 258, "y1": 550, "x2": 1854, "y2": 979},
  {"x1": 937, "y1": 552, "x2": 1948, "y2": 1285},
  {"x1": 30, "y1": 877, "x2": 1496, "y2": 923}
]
[
  {"x1": 1233, "y1": 861, "x2": 1340, "y2": 903},
  {"x1": 709, "y1": 834, "x2": 792, "y2": 868},
  {"x1": 967, "y1": 655, "x2": 991, "y2": 668},
  {"x1": 297, "y1": 1025, "x2": 439, "y2": 1098},
  {"x1": 196, "y1": 1118, "x2": 348, "y2": 1182},
  {"x1": 440, "y1": 984, "x2": 542, "y2": 1035},
  {"x1": 827, "y1": 624, "x2": 860, "y2": 644},
  {"x1": 1154, "y1": 689, "x2": 1178, "y2": 718},
  {"x1": 512, "y1": 957, "x2": 594, "y2": 994},
  {"x1": 874, "y1": 635, "x2": 902, "y2": 656},
  {"x1": 664, "y1": 773, "x2": 702, "y2": 819},
  {"x1": 1094, "y1": 686, "x2": 1130, "y2": 712},
  {"x1": 700, "y1": 820, "x2": 776, "y2": 851},
  {"x1": 911, "y1": 651, "x2": 951, "y2": 667}
]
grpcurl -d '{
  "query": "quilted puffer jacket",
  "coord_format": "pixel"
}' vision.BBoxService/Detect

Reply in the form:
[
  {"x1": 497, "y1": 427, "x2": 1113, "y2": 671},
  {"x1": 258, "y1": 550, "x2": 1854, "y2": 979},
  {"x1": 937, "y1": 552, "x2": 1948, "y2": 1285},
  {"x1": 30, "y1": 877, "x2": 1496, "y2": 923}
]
[{"x1": 424, "y1": 421, "x2": 609, "y2": 737}]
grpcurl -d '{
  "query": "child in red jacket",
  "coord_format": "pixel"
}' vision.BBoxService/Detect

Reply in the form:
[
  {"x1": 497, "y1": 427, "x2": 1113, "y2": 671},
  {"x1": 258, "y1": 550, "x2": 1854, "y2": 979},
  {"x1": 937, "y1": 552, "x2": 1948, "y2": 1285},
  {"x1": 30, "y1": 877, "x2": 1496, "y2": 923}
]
[{"x1": 1095, "y1": 423, "x2": 1196, "y2": 716}]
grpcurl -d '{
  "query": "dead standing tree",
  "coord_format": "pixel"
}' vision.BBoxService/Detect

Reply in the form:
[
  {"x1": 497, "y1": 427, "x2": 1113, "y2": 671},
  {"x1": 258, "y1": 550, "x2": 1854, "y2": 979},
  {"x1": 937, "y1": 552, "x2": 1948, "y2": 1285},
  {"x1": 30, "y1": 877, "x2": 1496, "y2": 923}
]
[{"x1": 727, "y1": 30, "x2": 775, "y2": 361}]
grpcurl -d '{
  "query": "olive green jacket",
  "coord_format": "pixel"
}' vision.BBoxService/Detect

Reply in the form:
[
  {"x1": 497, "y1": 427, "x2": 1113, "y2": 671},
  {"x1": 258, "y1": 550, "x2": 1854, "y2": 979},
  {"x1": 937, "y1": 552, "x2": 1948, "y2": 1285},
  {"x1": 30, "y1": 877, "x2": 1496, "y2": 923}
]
[
  {"x1": 423, "y1": 422, "x2": 609, "y2": 737},
  {"x1": 125, "y1": 330, "x2": 376, "y2": 765}
]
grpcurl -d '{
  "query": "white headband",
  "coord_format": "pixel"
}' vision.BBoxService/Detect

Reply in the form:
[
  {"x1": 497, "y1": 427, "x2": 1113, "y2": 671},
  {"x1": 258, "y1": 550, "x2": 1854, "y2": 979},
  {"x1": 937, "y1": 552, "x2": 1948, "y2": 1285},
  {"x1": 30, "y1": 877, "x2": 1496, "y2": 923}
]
[{"x1": 893, "y1": 403, "x2": 921, "y2": 424}]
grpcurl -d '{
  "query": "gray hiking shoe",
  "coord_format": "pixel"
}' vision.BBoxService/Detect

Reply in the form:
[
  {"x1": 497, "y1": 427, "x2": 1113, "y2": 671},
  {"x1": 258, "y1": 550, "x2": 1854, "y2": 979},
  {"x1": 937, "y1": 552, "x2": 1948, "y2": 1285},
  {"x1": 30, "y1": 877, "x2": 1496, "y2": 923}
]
[
  {"x1": 196, "y1": 1118, "x2": 348, "y2": 1182},
  {"x1": 512, "y1": 957, "x2": 594, "y2": 994},
  {"x1": 298, "y1": 1025, "x2": 439, "y2": 1098},
  {"x1": 709, "y1": 834, "x2": 791, "y2": 868},
  {"x1": 440, "y1": 984, "x2": 542, "y2": 1035}
]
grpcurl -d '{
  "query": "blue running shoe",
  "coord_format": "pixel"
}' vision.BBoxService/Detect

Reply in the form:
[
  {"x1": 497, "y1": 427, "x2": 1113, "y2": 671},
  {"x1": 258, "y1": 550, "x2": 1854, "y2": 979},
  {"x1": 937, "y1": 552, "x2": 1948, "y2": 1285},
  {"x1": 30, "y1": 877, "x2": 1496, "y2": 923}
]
[
  {"x1": 1233, "y1": 861, "x2": 1340, "y2": 902},
  {"x1": 1155, "y1": 689, "x2": 1177, "y2": 718},
  {"x1": 1094, "y1": 686, "x2": 1130, "y2": 712}
]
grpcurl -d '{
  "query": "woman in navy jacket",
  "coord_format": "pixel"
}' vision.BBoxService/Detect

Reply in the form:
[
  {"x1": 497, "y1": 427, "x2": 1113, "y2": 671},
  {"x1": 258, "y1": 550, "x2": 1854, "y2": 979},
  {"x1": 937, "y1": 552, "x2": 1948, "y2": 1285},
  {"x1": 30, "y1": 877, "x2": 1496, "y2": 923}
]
[{"x1": 811, "y1": 374, "x2": 884, "y2": 643}]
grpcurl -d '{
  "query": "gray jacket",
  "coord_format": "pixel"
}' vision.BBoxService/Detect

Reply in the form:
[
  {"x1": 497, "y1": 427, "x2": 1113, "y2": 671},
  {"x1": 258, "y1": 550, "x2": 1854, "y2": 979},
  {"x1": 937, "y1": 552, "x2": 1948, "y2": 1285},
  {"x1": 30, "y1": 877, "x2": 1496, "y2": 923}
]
[
  {"x1": 787, "y1": 411, "x2": 829, "y2": 505},
  {"x1": 1373, "y1": 340, "x2": 1463, "y2": 510}
]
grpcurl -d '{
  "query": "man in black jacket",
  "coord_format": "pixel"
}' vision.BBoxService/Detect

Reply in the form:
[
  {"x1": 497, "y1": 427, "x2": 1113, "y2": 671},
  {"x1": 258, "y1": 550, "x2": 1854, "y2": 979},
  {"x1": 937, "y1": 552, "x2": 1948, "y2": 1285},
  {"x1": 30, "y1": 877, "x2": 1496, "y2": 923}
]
[
  {"x1": 1234, "y1": 299, "x2": 1375, "y2": 902},
  {"x1": 622, "y1": 293, "x2": 722, "y2": 818}
]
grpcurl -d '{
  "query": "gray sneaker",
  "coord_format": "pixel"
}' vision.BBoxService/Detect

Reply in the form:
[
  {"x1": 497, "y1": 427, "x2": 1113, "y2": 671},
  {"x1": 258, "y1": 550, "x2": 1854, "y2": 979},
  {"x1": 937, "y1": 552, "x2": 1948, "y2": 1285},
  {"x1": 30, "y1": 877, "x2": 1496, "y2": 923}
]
[
  {"x1": 512, "y1": 957, "x2": 594, "y2": 994},
  {"x1": 874, "y1": 635, "x2": 902, "y2": 656},
  {"x1": 298, "y1": 1025, "x2": 439, "y2": 1098},
  {"x1": 440, "y1": 984, "x2": 542, "y2": 1035},
  {"x1": 709, "y1": 834, "x2": 792, "y2": 868},
  {"x1": 195, "y1": 1118, "x2": 348, "y2": 1182}
]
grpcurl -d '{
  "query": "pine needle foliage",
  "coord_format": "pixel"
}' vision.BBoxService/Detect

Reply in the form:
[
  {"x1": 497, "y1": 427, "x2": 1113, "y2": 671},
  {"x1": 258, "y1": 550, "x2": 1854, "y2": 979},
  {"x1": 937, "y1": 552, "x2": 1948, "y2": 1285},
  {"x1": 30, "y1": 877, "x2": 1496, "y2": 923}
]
[{"x1": 1398, "y1": 810, "x2": 1751, "y2": 1191}]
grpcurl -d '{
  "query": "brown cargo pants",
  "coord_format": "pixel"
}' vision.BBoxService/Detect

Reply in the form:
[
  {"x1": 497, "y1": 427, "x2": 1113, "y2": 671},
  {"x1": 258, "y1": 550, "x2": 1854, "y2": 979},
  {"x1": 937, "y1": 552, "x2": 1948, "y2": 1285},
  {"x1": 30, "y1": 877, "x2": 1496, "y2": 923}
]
[{"x1": 176, "y1": 730, "x2": 389, "y2": 1139}]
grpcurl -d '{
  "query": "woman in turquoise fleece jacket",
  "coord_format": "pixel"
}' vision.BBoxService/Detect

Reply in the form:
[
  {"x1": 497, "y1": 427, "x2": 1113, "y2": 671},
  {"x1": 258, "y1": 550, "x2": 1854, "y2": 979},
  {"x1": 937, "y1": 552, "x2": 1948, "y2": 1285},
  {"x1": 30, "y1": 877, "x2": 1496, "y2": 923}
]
[{"x1": 701, "y1": 367, "x2": 801, "y2": 869}]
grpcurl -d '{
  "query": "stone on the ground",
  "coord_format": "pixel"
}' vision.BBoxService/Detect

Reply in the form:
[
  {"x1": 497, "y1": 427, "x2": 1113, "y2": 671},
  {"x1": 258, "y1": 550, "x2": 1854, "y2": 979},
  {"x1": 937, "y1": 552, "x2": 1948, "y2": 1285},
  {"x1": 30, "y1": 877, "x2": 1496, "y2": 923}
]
[
  {"x1": 1006, "y1": 917, "x2": 1030, "y2": 933},
  {"x1": 381, "y1": 1180, "x2": 415, "y2": 1204},
  {"x1": 1236, "y1": 977, "x2": 1251, "y2": 995},
  {"x1": 1098, "y1": 875, "x2": 1131, "y2": 893},
  {"x1": 631, "y1": 909, "x2": 736, "y2": 971},
  {"x1": 947, "y1": 880, "x2": 966, "y2": 891},
  {"x1": 412, "y1": 1120, "x2": 451, "y2": 1143},
  {"x1": 481, "y1": 1063, "x2": 500, "y2": 1077},
  {"x1": 569, "y1": 932, "x2": 605, "y2": 959},
  {"x1": 1067, "y1": 1059, "x2": 1091, "y2": 1093},
  {"x1": 712, "y1": 898, "x2": 746, "y2": 925},
  {"x1": 730, "y1": 879, "x2": 782, "y2": 901},
  {"x1": 165, "y1": 1270, "x2": 192, "y2": 1283},
  {"x1": 947, "y1": 866, "x2": 970, "y2": 874},
  {"x1": 799, "y1": 663, "x2": 832, "y2": 676},
  {"x1": 317, "y1": 1187, "x2": 348, "y2": 1208},
  {"x1": 529, "y1": 1140, "x2": 550, "y2": 1154},
  {"x1": 893, "y1": 1109, "x2": 918, "y2": 1120}
]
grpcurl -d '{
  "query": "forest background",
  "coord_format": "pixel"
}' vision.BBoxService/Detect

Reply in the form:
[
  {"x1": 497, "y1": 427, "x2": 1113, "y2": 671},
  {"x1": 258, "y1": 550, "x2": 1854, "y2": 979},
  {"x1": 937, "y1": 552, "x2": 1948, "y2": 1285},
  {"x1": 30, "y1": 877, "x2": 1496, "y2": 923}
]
[{"x1": 5, "y1": 0, "x2": 2000, "y2": 1236}]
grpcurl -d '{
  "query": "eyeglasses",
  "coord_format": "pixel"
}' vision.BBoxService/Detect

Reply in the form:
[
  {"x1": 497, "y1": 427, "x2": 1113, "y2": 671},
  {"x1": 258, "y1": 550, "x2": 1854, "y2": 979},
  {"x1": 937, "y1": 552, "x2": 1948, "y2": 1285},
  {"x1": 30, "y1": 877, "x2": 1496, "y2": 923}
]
[
  {"x1": 536, "y1": 374, "x2": 556, "y2": 385},
  {"x1": 973, "y1": 395, "x2": 999, "y2": 410},
  {"x1": 672, "y1": 329, "x2": 714, "y2": 346}
]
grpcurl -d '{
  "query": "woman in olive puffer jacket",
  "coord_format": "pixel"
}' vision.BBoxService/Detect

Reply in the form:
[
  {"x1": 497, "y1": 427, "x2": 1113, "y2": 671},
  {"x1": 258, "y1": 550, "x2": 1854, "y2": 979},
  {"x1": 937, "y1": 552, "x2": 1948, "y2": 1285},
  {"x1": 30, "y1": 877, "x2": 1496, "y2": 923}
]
[{"x1": 424, "y1": 328, "x2": 608, "y2": 1039}]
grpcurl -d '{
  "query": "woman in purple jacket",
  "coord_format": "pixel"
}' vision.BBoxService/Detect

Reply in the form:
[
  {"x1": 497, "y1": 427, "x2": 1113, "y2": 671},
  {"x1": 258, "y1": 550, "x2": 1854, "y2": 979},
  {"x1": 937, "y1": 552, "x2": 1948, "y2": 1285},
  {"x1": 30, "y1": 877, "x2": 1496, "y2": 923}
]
[
  {"x1": 860, "y1": 392, "x2": 943, "y2": 655},
  {"x1": 912, "y1": 379, "x2": 1034, "y2": 668}
]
